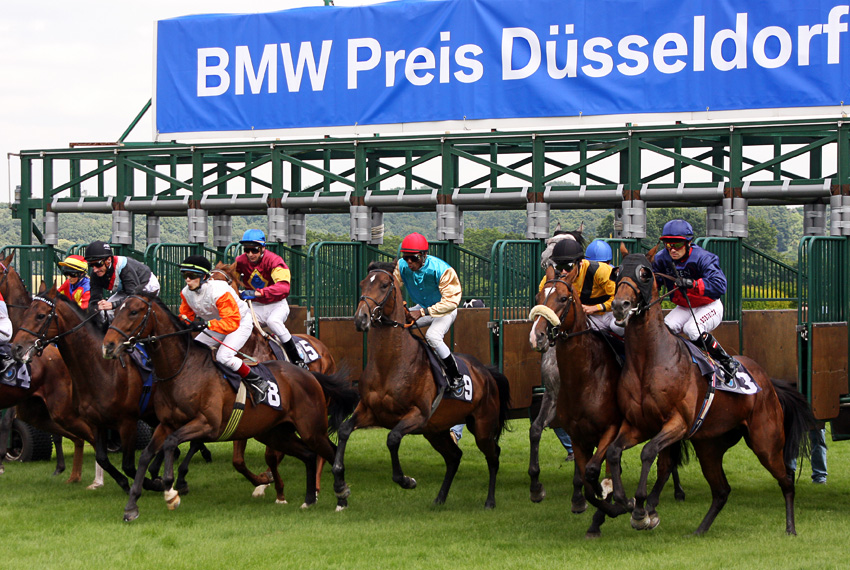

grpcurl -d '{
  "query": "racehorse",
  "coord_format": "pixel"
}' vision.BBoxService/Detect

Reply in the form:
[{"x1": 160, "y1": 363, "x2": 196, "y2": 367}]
[
  {"x1": 211, "y1": 261, "x2": 339, "y2": 499},
  {"x1": 11, "y1": 285, "x2": 163, "y2": 492},
  {"x1": 0, "y1": 254, "x2": 87, "y2": 482},
  {"x1": 609, "y1": 246, "x2": 814, "y2": 535},
  {"x1": 101, "y1": 293, "x2": 357, "y2": 521},
  {"x1": 336, "y1": 261, "x2": 510, "y2": 509},
  {"x1": 529, "y1": 265, "x2": 686, "y2": 537}
]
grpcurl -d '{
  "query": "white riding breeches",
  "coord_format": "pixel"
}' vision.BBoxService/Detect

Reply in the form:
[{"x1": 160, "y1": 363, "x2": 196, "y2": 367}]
[
  {"x1": 194, "y1": 320, "x2": 253, "y2": 372},
  {"x1": 664, "y1": 299, "x2": 724, "y2": 341},
  {"x1": 587, "y1": 310, "x2": 624, "y2": 337},
  {"x1": 249, "y1": 299, "x2": 293, "y2": 342},
  {"x1": 412, "y1": 305, "x2": 457, "y2": 359}
]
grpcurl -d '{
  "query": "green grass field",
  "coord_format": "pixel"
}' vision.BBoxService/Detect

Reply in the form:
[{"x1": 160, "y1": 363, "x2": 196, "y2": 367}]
[{"x1": 0, "y1": 420, "x2": 847, "y2": 570}]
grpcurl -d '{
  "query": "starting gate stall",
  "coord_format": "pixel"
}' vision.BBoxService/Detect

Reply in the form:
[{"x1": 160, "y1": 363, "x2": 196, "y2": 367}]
[
  {"x1": 0, "y1": 245, "x2": 62, "y2": 293},
  {"x1": 798, "y1": 236, "x2": 850, "y2": 424},
  {"x1": 695, "y1": 237, "x2": 742, "y2": 354}
]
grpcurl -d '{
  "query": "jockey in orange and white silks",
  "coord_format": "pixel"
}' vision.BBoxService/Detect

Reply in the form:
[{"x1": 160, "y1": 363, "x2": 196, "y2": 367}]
[
  {"x1": 393, "y1": 232, "x2": 465, "y2": 396},
  {"x1": 178, "y1": 255, "x2": 271, "y2": 403}
]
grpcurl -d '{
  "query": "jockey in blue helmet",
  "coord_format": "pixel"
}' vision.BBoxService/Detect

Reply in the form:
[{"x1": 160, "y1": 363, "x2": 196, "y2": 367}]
[
  {"x1": 585, "y1": 239, "x2": 613, "y2": 263},
  {"x1": 651, "y1": 219, "x2": 739, "y2": 384}
]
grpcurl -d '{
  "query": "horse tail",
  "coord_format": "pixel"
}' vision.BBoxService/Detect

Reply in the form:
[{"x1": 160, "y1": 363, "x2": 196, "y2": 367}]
[
  {"x1": 668, "y1": 439, "x2": 692, "y2": 467},
  {"x1": 312, "y1": 367, "x2": 360, "y2": 435},
  {"x1": 771, "y1": 378, "x2": 817, "y2": 466},
  {"x1": 485, "y1": 365, "x2": 511, "y2": 441}
]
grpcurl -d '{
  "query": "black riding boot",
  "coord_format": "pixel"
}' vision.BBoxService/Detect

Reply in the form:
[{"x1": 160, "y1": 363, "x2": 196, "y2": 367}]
[
  {"x1": 441, "y1": 354, "x2": 465, "y2": 397},
  {"x1": 242, "y1": 368, "x2": 271, "y2": 404},
  {"x1": 282, "y1": 338, "x2": 308, "y2": 369},
  {"x1": 700, "y1": 332, "x2": 739, "y2": 386}
]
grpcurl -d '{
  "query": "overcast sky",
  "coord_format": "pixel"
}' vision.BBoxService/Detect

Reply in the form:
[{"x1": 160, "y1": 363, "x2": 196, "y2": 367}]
[{"x1": 0, "y1": 1, "x2": 390, "y2": 203}]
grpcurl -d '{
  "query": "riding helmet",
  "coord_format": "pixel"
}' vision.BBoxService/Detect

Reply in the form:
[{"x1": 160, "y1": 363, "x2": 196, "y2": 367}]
[
  {"x1": 585, "y1": 240, "x2": 613, "y2": 263},
  {"x1": 84, "y1": 240, "x2": 113, "y2": 261},
  {"x1": 240, "y1": 229, "x2": 266, "y2": 247},
  {"x1": 58, "y1": 255, "x2": 88, "y2": 273},
  {"x1": 179, "y1": 255, "x2": 212, "y2": 277},
  {"x1": 550, "y1": 239, "x2": 584, "y2": 263},
  {"x1": 660, "y1": 219, "x2": 694, "y2": 241},
  {"x1": 400, "y1": 232, "x2": 429, "y2": 253}
]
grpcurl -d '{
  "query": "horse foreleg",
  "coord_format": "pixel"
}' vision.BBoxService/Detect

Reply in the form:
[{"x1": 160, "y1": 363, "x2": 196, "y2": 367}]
[
  {"x1": 231, "y1": 439, "x2": 274, "y2": 495},
  {"x1": 124, "y1": 427, "x2": 169, "y2": 522},
  {"x1": 173, "y1": 441, "x2": 204, "y2": 495},
  {"x1": 332, "y1": 404, "x2": 373, "y2": 503},
  {"x1": 528, "y1": 390, "x2": 557, "y2": 503},
  {"x1": 605, "y1": 422, "x2": 645, "y2": 513},
  {"x1": 387, "y1": 413, "x2": 428, "y2": 490},
  {"x1": 424, "y1": 431, "x2": 463, "y2": 505},
  {"x1": 631, "y1": 423, "x2": 686, "y2": 531},
  {"x1": 51, "y1": 435, "x2": 66, "y2": 476},
  {"x1": 94, "y1": 431, "x2": 130, "y2": 493},
  {"x1": 67, "y1": 438, "x2": 84, "y2": 483},
  {"x1": 690, "y1": 439, "x2": 733, "y2": 535}
]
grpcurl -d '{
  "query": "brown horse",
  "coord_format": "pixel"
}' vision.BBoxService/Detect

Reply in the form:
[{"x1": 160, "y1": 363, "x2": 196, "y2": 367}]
[
  {"x1": 0, "y1": 254, "x2": 87, "y2": 482},
  {"x1": 609, "y1": 247, "x2": 814, "y2": 535},
  {"x1": 529, "y1": 266, "x2": 686, "y2": 537},
  {"x1": 334, "y1": 261, "x2": 510, "y2": 509},
  {"x1": 11, "y1": 285, "x2": 162, "y2": 492},
  {"x1": 101, "y1": 293, "x2": 357, "y2": 521},
  {"x1": 211, "y1": 261, "x2": 338, "y2": 499}
]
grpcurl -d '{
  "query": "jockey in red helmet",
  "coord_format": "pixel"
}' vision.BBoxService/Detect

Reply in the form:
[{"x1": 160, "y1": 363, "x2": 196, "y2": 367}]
[{"x1": 394, "y1": 233, "x2": 465, "y2": 397}]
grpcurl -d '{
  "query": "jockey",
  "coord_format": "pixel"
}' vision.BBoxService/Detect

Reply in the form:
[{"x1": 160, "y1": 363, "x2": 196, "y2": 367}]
[
  {"x1": 393, "y1": 232, "x2": 465, "y2": 397},
  {"x1": 178, "y1": 255, "x2": 271, "y2": 404},
  {"x1": 546, "y1": 238, "x2": 623, "y2": 336},
  {"x1": 0, "y1": 291, "x2": 13, "y2": 376},
  {"x1": 84, "y1": 241, "x2": 161, "y2": 321},
  {"x1": 234, "y1": 229, "x2": 306, "y2": 368},
  {"x1": 585, "y1": 239, "x2": 613, "y2": 263},
  {"x1": 57, "y1": 255, "x2": 91, "y2": 309},
  {"x1": 651, "y1": 219, "x2": 739, "y2": 384}
]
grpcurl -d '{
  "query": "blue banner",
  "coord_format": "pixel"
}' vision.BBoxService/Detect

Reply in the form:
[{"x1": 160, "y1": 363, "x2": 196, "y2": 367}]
[{"x1": 154, "y1": 0, "x2": 850, "y2": 135}]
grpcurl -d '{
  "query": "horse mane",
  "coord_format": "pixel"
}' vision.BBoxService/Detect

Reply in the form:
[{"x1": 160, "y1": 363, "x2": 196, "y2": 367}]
[
  {"x1": 8, "y1": 266, "x2": 33, "y2": 305},
  {"x1": 37, "y1": 289, "x2": 104, "y2": 338},
  {"x1": 134, "y1": 291, "x2": 190, "y2": 330},
  {"x1": 367, "y1": 261, "x2": 396, "y2": 274}
]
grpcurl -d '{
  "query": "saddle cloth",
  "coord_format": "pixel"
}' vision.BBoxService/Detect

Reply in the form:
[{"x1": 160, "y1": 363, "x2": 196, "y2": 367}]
[
  {"x1": 412, "y1": 334, "x2": 473, "y2": 402},
  {"x1": 681, "y1": 338, "x2": 760, "y2": 395},
  {"x1": 0, "y1": 362, "x2": 31, "y2": 391},
  {"x1": 268, "y1": 336, "x2": 320, "y2": 366},
  {"x1": 127, "y1": 345, "x2": 155, "y2": 414},
  {"x1": 216, "y1": 361, "x2": 283, "y2": 410}
]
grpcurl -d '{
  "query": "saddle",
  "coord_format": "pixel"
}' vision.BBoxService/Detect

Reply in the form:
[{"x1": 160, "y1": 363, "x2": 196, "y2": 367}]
[
  {"x1": 214, "y1": 360, "x2": 282, "y2": 410},
  {"x1": 680, "y1": 338, "x2": 760, "y2": 395},
  {"x1": 409, "y1": 332, "x2": 472, "y2": 403}
]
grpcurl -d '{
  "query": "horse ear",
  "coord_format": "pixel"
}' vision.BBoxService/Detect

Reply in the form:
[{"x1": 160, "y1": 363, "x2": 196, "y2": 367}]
[
  {"x1": 3, "y1": 252, "x2": 14, "y2": 267},
  {"x1": 619, "y1": 242, "x2": 629, "y2": 256},
  {"x1": 38, "y1": 281, "x2": 47, "y2": 294},
  {"x1": 48, "y1": 282, "x2": 58, "y2": 295},
  {"x1": 646, "y1": 244, "x2": 659, "y2": 262},
  {"x1": 214, "y1": 261, "x2": 224, "y2": 269}
]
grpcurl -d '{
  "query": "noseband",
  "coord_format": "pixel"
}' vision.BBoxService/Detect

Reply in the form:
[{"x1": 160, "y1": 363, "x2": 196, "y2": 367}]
[
  {"x1": 18, "y1": 295, "x2": 99, "y2": 357},
  {"x1": 541, "y1": 278, "x2": 592, "y2": 345},
  {"x1": 107, "y1": 294, "x2": 156, "y2": 344},
  {"x1": 358, "y1": 269, "x2": 406, "y2": 328}
]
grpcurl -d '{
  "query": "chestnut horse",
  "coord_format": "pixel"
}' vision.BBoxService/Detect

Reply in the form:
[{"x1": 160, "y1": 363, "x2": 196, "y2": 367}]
[
  {"x1": 211, "y1": 262, "x2": 338, "y2": 499},
  {"x1": 334, "y1": 261, "x2": 510, "y2": 509},
  {"x1": 609, "y1": 247, "x2": 814, "y2": 535},
  {"x1": 0, "y1": 254, "x2": 87, "y2": 482},
  {"x1": 12, "y1": 286, "x2": 162, "y2": 492},
  {"x1": 529, "y1": 266, "x2": 687, "y2": 537},
  {"x1": 101, "y1": 293, "x2": 357, "y2": 521}
]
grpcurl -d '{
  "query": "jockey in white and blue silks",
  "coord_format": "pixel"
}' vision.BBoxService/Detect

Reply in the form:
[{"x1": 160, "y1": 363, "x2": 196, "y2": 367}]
[
  {"x1": 651, "y1": 219, "x2": 739, "y2": 383},
  {"x1": 392, "y1": 232, "x2": 464, "y2": 396}
]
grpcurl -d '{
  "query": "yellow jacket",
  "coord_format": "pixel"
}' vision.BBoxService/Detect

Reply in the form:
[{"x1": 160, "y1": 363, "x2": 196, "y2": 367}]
[{"x1": 538, "y1": 260, "x2": 616, "y2": 313}]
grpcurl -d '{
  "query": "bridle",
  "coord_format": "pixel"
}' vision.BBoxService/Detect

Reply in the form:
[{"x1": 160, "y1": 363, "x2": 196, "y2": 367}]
[
  {"x1": 107, "y1": 294, "x2": 193, "y2": 382},
  {"x1": 614, "y1": 266, "x2": 678, "y2": 320},
  {"x1": 18, "y1": 294, "x2": 99, "y2": 358},
  {"x1": 210, "y1": 268, "x2": 232, "y2": 285},
  {"x1": 541, "y1": 278, "x2": 594, "y2": 345},
  {"x1": 358, "y1": 269, "x2": 408, "y2": 328}
]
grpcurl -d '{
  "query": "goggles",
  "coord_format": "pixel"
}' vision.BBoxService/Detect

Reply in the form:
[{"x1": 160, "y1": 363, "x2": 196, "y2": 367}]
[
  {"x1": 554, "y1": 261, "x2": 578, "y2": 273},
  {"x1": 88, "y1": 259, "x2": 107, "y2": 268},
  {"x1": 181, "y1": 271, "x2": 205, "y2": 280},
  {"x1": 243, "y1": 246, "x2": 262, "y2": 254},
  {"x1": 62, "y1": 270, "x2": 85, "y2": 278},
  {"x1": 402, "y1": 253, "x2": 423, "y2": 263},
  {"x1": 662, "y1": 239, "x2": 688, "y2": 250}
]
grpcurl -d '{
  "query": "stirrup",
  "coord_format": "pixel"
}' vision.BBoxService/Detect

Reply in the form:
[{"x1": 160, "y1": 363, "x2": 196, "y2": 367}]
[{"x1": 447, "y1": 377, "x2": 464, "y2": 397}]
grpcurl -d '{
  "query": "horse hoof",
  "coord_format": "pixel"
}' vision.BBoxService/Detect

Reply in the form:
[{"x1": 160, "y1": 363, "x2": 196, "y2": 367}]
[
  {"x1": 124, "y1": 508, "x2": 139, "y2": 522},
  {"x1": 571, "y1": 500, "x2": 588, "y2": 514},
  {"x1": 630, "y1": 512, "x2": 651, "y2": 531},
  {"x1": 300, "y1": 502, "x2": 312, "y2": 509},
  {"x1": 87, "y1": 482, "x2": 104, "y2": 491},
  {"x1": 275, "y1": 499, "x2": 288, "y2": 505},
  {"x1": 66, "y1": 475, "x2": 82, "y2": 484},
  {"x1": 335, "y1": 504, "x2": 347, "y2": 512},
  {"x1": 335, "y1": 484, "x2": 351, "y2": 500},
  {"x1": 675, "y1": 491, "x2": 686, "y2": 502},
  {"x1": 646, "y1": 513, "x2": 660, "y2": 530},
  {"x1": 0, "y1": 465, "x2": 4, "y2": 475},
  {"x1": 601, "y1": 478, "x2": 613, "y2": 500},
  {"x1": 164, "y1": 488, "x2": 181, "y2": 510},
  {"x1": 252, "y1": 484, "x2": 269, "y2": 498},
  {"x1": 626, "y1": 498, "x2": 635, "y2": 511},
  {"x1": 530, "y1": 487, "x2": 546, "y2": 503},
  {"x1": 52, "y1": 467, "x2": 66, "y2": 476},
  {"x1": 484, "y1": 500, "x2": 495, "y2": 510},
  {"x1": 404, "y1": 477, "x2": 417, "y2": 489},
  {"x1": 585, "y1": 531, "x2": 601, "y2": 540}
]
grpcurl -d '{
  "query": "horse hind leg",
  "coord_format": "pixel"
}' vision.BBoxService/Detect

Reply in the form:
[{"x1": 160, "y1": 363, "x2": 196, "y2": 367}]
[
  {"x1": 528, "y1": 390, "x2": 557, "y2": 503},
  {"x1": 691, "y1": 440, "x2": 732, "y2": 535},
  {"x1": 386, "y1": 416, "x2": 424, "y2": 490},
  {"x1": 424, "y1": 431, "x2": 463, "y2": 506}
]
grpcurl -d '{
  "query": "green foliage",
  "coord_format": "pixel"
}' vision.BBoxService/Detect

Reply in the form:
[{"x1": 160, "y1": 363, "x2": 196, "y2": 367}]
[{"x1": 0, "y1": 422, "x2": 847, "y2": 569}]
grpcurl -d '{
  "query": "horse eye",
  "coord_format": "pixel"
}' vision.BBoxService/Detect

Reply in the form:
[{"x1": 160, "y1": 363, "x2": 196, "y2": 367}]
[
  {"x1": 130, "y1": 310, "x2": 138, "y2": 316},
  {"x1": 36, "y1": 313, "x2": 45, "y2": 320},
  {"x1": 638, "y1": 268, "x2": 652, "y2": 282}
]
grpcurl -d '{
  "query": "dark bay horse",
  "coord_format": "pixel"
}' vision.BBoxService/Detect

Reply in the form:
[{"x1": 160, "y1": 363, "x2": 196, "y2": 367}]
[
  {"x1": 101, "y1": 293, "x2": 357, "y2": 521},
  {"x1": 12, "y1": 286, "x2": 161, "y2": 492},
  {"x1": 211, "y1": 261, "x2": 339, "y2": 499},
  {"x1": 609, "y1": 247, "x2": 814, "y2": 535},
  {"x1": 0, "y1": 255, "x2": 87, "y2": 482},
  {"x1": 528, "y1": 267, "x2": 685, "y2": 537},
  {"x1": 335, "y1": 261, "x2": 510, "y2": 509}
]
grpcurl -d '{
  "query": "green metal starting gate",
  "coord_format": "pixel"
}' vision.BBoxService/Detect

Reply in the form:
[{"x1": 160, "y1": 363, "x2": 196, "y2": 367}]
[{"x1": 0, "y1": 245, "x2": 63, "y2": 292}]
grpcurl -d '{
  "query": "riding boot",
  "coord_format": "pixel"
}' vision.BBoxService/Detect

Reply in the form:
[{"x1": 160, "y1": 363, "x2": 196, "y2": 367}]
[
  {"x1": 240, "y1": 366, "x2": 271, "y2": 404},
  {"x1": 440, "y1": 354, "x2": 465, "y2": 397},
  {"x1": 282, "y1": 338, "x2": 308, "y2": 369},
  {"x1": 699, "y1": 332, "x2": 739, "y2": 386}
]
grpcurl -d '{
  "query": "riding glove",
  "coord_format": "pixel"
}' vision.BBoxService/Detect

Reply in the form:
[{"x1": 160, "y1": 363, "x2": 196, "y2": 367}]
[
  {"x1": 189, "y1": 318, "x2": 208, "y2": 332},
  {"x1": 240, "y1": 290, "x2": 257, "y2": 301},
  {"x1": 674, "y1": 277, "x2": 695, "y2": 289}
]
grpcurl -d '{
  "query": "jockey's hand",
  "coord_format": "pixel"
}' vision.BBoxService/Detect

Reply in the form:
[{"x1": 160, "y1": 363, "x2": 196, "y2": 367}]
[
  {"x1": 240, "y1": 290, "x2": 257, "y2": 301},
  {"x1": 189, "y1": 318, "x2": 208, "y2": 332},
  {"x1": 408, "y1": 308, "x2": 422, "y2": 321},
  {"x1": 582, "y1": 304, "x2": 600, "y2": 315},
  {"x1": 674, "y1": 277, "x2": 694, "y2": 289},
  {"x1": 97, "y1": 300, "x2": 113, "y2": 311}
]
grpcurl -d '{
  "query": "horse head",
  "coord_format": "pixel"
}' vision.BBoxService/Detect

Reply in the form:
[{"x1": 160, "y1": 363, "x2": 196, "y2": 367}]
[
  {"x1": 355, "y1": 261, "x2": 402, "y2": 332},
  {"x1": 12, "y1": 284, "x2": 65, "y2": 363},
  {"x1": 102, "y1": 294, "x2": 160, "y2": 359},
  {"x1": 611, "y1": 245, "x2": 659, "y2": 328},
  {"x1": 528, "y1": 264, "x2": 582, "y2": 352},
  {"x1": 211, "y1": 261, "x2": 243, "y2": 293}
]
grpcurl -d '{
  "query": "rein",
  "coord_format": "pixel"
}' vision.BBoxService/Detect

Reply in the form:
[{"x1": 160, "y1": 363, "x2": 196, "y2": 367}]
[
  {"x1": 19, "y1": 295, "x2": 101, "y2": 356},
  {"x1": 540, "y1": 278, "x2": 595, "y2": 344},
  {"x1": 614, "y1": 271, "x2": 678, "y2": 319},
  {"x1": 359, "y1": 269, "x2": 411, "y2": 329}
]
